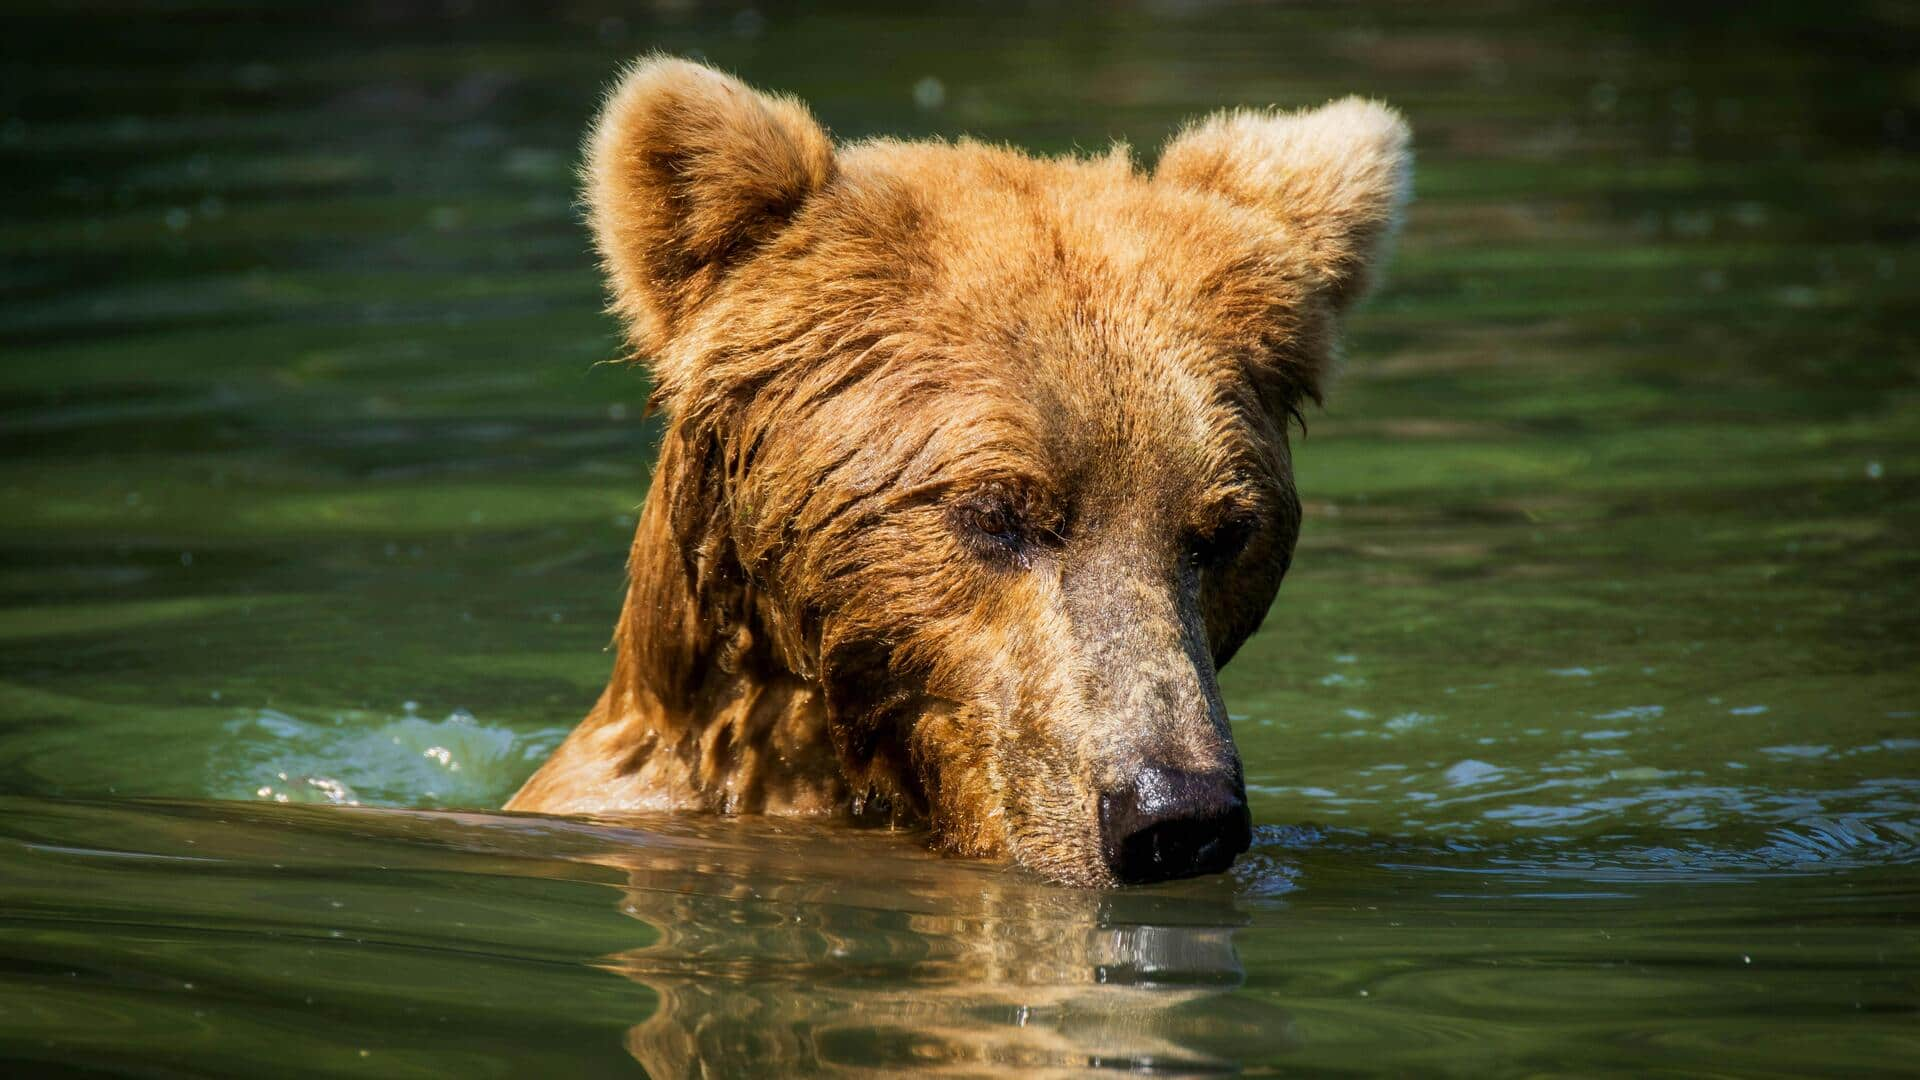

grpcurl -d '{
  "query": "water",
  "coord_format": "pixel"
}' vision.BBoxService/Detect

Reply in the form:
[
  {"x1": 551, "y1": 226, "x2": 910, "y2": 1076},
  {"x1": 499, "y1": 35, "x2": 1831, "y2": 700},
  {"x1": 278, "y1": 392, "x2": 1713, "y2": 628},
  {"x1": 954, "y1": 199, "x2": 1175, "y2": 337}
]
[{"x1": 2, "y1": 2, "x2": 1916, "y2": 1074}]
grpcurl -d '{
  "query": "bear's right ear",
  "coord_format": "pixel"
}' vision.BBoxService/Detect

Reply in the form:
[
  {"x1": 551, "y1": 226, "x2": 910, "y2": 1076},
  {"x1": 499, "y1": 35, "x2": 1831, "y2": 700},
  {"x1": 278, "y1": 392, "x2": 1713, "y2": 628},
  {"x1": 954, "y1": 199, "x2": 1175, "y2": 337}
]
[
  {"x1": 584, "y1": 57, "x2": 834, "y2": 358},
  {"x1": 1156, "y1": 98, "x2": 1410, "y2": 313}
]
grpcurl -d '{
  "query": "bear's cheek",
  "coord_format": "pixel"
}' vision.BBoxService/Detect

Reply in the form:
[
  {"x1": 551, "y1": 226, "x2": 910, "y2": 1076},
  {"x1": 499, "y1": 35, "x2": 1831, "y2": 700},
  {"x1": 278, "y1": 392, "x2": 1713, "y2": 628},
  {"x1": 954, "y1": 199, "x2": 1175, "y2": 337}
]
[
  {"x1": 890, "y1": 609, "x2": 1103, "y2": 862},
  {"x1": 905, "y1": 700, "x2": 1016, "y2": 857},
  {"x1": 912, "y1": 708, "x2": 1106, "y2": 880}
]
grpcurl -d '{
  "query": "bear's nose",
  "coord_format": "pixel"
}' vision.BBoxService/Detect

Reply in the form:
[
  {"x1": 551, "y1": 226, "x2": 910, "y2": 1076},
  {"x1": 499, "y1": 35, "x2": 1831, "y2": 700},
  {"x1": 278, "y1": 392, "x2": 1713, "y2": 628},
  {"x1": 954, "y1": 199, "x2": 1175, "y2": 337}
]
[{"x1": 1098, "y1": 765, "x2": 1252, "y2": 884}]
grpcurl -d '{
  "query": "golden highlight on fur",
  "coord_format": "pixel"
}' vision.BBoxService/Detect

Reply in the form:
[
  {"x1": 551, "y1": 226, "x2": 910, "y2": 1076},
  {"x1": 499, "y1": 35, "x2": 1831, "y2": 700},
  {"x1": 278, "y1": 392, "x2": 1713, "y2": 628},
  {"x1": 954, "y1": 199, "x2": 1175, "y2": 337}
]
[{"x1": 507, "y1": 56, "x2": 1411, "y2": 886}]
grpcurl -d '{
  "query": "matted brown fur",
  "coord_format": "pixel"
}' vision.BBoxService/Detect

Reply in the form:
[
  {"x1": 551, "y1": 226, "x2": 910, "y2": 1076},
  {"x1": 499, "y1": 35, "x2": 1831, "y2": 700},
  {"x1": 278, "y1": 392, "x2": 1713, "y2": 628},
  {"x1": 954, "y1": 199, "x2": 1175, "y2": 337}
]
[{"x1": 507, "y1": 57, "x2": 1411, "y2": 886}]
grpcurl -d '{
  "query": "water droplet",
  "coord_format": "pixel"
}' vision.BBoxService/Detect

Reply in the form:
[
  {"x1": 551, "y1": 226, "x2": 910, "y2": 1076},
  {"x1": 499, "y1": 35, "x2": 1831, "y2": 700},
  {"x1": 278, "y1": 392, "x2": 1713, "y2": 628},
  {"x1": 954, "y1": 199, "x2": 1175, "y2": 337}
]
[
  {"x1": 912, "y1": 76, "x2": 946, "y2": 111},
  {"x1": 1385, "y1": 712, "x2": 1435, "y2": 733}
]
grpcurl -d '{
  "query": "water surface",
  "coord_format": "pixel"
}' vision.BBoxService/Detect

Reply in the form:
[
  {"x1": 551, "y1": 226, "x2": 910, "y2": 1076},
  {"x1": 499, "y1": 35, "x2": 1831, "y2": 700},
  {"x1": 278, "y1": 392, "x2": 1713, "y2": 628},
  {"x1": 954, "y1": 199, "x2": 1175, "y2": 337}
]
[{"x1": 2, "y1": 2, "x2": 1916, "y2": 1075}]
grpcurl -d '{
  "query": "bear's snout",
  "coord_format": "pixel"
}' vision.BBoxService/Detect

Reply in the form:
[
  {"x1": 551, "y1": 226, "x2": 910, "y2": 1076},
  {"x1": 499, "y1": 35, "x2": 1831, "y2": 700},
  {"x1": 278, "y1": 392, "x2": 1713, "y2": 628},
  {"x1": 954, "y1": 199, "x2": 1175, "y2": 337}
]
[{"x1": 1098, "y1": 765, "x2": 1252, "y2": 884}]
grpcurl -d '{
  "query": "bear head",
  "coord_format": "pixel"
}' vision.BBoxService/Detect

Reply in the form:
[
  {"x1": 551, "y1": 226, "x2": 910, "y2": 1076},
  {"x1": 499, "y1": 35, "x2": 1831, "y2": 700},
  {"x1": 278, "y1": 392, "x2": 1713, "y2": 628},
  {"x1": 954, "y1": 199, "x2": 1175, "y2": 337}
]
[{"x1": 583, "y1": 58, "x2": 1409, "y2": 886}]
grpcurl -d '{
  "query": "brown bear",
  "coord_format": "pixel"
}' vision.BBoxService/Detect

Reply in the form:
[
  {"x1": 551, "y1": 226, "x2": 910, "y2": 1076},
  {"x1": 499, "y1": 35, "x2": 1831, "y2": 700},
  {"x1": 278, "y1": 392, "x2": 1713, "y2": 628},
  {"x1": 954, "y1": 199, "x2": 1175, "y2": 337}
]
[{"x1": 506, "y1": 57, "x2": 1411, "y2": 887}]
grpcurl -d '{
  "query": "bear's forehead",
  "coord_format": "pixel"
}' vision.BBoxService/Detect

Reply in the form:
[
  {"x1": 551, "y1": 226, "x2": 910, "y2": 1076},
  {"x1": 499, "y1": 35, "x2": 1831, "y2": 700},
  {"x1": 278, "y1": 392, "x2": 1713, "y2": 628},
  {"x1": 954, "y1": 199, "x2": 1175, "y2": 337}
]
[
  {"x1": 864, "y1": 215, "x2": 1277, "y2": 507},
  {"x1": 699, "y1": 140, "x2": 1296, "y2": 503},
  {"x1": 804, "y1": 141, "x2": 1302, "y2": 395},
  {"x1": 835, "y1": 140, "x2": 1286, "y2": 308}
]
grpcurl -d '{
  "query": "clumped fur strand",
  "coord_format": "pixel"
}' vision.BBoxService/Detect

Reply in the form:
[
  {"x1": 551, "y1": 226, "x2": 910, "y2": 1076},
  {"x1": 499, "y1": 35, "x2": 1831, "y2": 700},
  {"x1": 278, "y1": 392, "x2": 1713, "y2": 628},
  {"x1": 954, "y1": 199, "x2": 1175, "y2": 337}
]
[{"x1": 510, "y1": 58, "x2": 1411, "y2": 886}]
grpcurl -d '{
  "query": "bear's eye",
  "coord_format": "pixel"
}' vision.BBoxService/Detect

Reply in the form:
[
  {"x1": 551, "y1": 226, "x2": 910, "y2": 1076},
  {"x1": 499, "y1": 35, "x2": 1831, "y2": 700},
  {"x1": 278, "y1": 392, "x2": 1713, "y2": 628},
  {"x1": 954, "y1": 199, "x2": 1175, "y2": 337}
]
[
  {"x1": 1187, "y1": 513, "x2": 1257, "y2": 572},
  {"x1": 951, "y1": 496, "x2": 1029, "y2": 566}
]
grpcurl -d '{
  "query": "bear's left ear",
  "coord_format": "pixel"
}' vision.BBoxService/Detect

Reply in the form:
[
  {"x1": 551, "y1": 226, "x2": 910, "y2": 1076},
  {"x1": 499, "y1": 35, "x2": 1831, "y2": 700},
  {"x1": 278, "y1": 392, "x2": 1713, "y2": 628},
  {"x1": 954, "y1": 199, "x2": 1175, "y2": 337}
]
[
  {"x1": 1157, "y1": 98, "x2": 1411, "y2": 311},
  {"x1": 585, "y1": 57, "x2": 835, "y2": 362}
]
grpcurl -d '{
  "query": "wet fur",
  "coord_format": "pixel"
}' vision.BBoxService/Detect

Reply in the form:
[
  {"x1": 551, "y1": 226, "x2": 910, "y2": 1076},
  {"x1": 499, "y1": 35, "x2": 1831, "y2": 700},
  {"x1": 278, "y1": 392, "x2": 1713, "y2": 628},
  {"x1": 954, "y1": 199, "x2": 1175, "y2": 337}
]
[{"x1": 507, "y1": 57, "x2": 1410, "y2": 886}]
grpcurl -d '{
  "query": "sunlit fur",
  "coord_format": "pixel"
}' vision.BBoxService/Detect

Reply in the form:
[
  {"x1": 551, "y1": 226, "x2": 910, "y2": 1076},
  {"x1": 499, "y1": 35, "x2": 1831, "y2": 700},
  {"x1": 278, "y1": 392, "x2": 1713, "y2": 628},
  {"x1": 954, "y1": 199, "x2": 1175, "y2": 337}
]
[{"x1": 507, "y1": 57, "x2": 1411, "y2": 886}]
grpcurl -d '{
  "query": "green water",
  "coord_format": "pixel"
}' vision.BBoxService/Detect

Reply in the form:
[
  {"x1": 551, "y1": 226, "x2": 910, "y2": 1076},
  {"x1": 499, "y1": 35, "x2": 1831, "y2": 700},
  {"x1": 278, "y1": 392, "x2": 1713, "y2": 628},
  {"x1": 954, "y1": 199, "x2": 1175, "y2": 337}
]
[{"x1": 3, "y1": 2, "x2": 1916, "y2": 1075}]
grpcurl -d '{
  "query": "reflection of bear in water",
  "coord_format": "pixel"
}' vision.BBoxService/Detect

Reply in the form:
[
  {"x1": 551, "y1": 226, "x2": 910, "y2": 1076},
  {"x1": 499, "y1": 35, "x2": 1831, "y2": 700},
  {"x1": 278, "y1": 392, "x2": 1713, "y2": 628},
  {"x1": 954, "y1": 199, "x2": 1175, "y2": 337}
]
[
  {"x1": 511, "y1": 58, "x2": 1411, "y2": 887},
  {"x1": 584, "y1": 819, "x2": 1291, "y2": 1075}
]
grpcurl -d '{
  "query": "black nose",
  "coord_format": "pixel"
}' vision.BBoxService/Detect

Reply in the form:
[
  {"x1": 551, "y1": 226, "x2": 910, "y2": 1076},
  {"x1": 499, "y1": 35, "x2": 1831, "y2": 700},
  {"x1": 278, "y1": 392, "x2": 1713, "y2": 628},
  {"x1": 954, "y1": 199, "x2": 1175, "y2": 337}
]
[{"x1": 1099, "y1": 766, "x2": 1252, "y2": 884}]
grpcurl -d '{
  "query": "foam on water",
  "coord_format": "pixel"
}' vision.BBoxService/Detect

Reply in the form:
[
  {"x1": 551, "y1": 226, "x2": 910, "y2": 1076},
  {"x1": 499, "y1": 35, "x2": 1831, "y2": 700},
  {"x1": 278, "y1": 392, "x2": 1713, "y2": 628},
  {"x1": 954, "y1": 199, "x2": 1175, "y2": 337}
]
[{"x1": 214, "y1": 705, "x2": 566, "y2": 809}]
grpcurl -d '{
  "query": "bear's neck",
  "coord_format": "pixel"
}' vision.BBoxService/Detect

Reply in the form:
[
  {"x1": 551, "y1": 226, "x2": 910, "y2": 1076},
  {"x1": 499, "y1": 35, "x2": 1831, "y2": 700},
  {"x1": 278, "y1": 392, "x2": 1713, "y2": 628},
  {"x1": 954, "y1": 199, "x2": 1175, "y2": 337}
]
[{"x1": 504, "y1": 440, "x2": 849, "y2": 816}]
